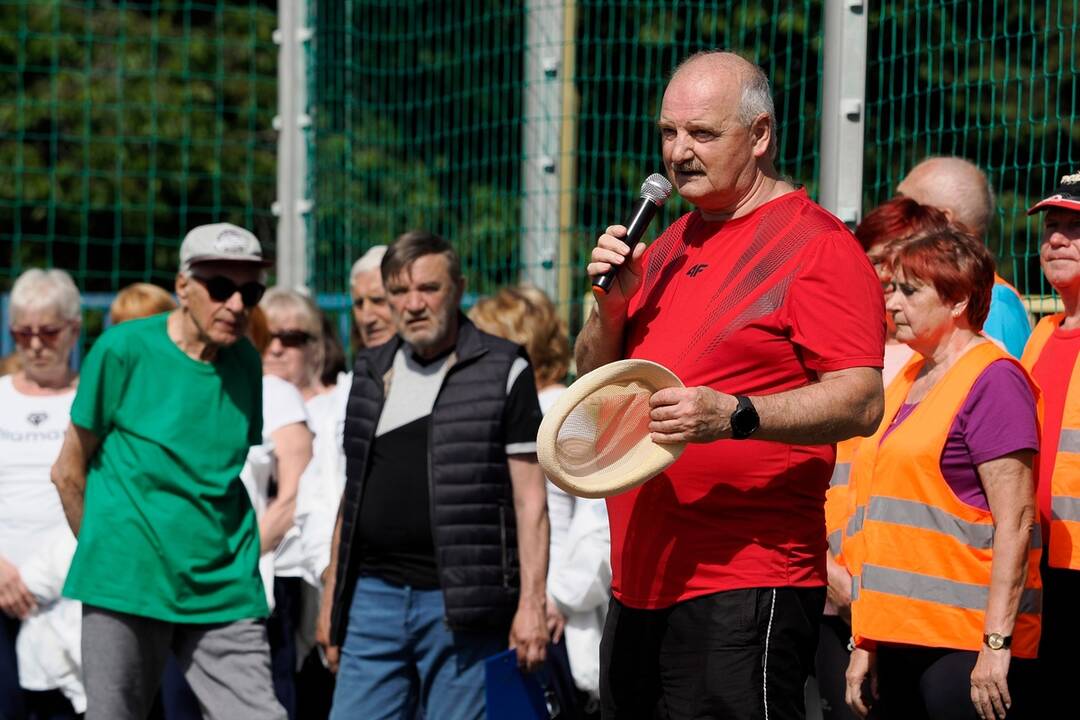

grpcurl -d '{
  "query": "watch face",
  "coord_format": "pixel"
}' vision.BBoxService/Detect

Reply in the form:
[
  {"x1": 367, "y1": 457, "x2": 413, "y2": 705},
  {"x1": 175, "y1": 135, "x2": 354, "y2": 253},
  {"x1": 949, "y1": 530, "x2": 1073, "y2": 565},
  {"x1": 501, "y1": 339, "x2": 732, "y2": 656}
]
[
  {"x1": 731, "y1": 397, "x2": 760, "y2": 439},
  {"x1": 986, "y1": 633, "x2": 1005, "y2": 650}
]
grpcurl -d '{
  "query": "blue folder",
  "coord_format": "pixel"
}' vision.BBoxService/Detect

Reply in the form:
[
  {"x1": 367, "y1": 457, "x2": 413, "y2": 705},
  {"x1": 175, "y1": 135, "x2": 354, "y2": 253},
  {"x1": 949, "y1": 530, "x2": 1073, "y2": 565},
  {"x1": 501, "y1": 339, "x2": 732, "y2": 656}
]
[{"x1": 484, "y1": 648, "x2": 549, "y2": 719}]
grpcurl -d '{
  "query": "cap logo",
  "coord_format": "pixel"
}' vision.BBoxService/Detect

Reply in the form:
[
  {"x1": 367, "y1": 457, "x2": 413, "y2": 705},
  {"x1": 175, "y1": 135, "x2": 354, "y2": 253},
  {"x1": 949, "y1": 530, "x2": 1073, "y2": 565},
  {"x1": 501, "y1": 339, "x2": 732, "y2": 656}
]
[{"x1": 215, "y1": 229, "x2": 251, "y2": 255}]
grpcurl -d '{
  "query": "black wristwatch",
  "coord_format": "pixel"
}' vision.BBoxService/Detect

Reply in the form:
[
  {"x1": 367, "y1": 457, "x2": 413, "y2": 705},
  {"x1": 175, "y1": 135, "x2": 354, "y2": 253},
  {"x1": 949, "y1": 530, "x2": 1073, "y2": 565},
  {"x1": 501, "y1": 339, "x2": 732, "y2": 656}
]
[
  {"x1": 730, "y1": 395, "x2": 760, "y2": 440},
  {"x1": 983, "y1": 632, "x2": 1012, "y2": 650}
]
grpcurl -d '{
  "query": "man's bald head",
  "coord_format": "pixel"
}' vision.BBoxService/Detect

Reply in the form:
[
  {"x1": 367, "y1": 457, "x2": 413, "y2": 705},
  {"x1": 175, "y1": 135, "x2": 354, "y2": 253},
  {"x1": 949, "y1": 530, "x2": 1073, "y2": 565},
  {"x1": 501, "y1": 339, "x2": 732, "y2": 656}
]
[
  {"x1": 670, "y1": 51, "x2": 778, "y2": 160},
  {"x1": 897, "y1": 156, "x2": 995, "y2": 240}
]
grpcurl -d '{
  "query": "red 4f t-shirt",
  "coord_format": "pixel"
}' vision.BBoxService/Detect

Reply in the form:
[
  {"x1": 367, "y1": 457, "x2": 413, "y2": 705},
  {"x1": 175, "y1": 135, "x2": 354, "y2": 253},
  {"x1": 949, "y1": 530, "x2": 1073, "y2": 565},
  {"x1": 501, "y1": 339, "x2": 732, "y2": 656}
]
[{"x1": 610, "y1": 188, "x2": 886, "y2": 609}]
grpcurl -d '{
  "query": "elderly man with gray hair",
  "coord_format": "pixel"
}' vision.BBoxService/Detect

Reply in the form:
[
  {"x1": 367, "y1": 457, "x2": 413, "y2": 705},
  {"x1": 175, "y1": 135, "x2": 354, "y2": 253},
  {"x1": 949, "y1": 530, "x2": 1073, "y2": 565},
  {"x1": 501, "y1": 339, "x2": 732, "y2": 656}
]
[
  {"x1": 349, "y1": 245, "x2": 393, "y2": 350},
  {"x1": 50, "y1": 223, "x2": 286, "y2": 720},
  {"x1": 897, "y1": 156, "x2": 1033, "y2": 357},
  {"x1": 578, "y1": 51, "x2": 885, "y2": 718}
]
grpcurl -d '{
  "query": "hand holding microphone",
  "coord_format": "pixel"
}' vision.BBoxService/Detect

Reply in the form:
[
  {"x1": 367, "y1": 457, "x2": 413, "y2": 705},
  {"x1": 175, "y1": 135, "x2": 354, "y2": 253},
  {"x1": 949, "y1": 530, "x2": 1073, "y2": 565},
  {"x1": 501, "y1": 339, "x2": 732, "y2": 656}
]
[{"x1": 588, "y1": 174, "x2": 673, "y2": 307}]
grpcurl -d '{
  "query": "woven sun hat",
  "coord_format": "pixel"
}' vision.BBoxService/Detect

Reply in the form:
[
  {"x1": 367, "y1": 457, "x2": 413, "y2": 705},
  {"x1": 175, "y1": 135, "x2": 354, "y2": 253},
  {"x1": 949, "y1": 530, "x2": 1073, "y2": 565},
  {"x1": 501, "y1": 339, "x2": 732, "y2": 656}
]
[{"x1": 537, "y1": 359, "x2": 686, "y2": 499}]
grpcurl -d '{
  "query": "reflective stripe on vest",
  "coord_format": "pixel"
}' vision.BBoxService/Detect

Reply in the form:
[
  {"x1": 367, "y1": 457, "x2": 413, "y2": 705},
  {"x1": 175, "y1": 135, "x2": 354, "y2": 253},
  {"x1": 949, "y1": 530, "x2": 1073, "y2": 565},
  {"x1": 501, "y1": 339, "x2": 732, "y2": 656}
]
[
  {"x1": 825, "y1": 437, "x2": 860, "y2": 563},
  {"x1": 866, "y1": 496, "x2": 1043, "y2": 551},
  {"x1": 860, "y1": 564, "x2": 1042, "y2": 616},
  {"x1": 848, "y1": 342, "x2": 1042, "y2": 658},
  {"x1": 846, "y1": 504, "x2": 865, "y2": 540},
  {"x1": 830, "y1": 462, "x2": 851, "y2": 488},
  {"x1": 1059, "y1": 428, "x2": 1080, "y2": 454},
  {"x1": 1053, "y1": 496, "x2": 1080, "y2": 523},
  {"x1": 1021, "y1": 313, "x2": 1080, "y2": 570}
]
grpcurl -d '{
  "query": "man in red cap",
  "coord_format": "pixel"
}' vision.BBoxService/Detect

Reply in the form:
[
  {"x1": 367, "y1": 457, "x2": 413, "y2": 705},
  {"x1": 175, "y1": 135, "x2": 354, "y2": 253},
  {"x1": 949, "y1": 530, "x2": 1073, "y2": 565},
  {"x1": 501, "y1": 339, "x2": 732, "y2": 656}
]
[{"x1": 1020, "y1": 172, "x2": 1080, "y2": 716}]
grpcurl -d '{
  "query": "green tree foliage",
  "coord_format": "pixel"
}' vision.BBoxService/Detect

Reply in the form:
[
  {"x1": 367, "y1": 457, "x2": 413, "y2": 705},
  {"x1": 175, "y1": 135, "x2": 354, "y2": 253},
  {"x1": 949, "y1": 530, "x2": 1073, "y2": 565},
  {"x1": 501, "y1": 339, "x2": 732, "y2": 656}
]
[
  {"x1": 310, "y1": 0, "x2": 524, "y2": 298},
  {"x1": 3, "y1": 0, "x2": 1073, "y2": 311},
  {"x1": 0, "y1": 0, "x2": 277, "y2": 292},
  {"x1": 866, "y1": 1, "x2": 1080, "y2": 296}
]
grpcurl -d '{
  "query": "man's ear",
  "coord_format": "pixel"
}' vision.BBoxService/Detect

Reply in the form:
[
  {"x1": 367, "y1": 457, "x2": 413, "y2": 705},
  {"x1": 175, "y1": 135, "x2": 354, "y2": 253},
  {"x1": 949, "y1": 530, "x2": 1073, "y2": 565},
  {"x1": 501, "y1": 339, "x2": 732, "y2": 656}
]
[
  {"x1": 175, "y1": 273, "x2": 189, "y2": 302},
  {"x1": 750, "y1": 113, "x2": 772, "y2": 159}
]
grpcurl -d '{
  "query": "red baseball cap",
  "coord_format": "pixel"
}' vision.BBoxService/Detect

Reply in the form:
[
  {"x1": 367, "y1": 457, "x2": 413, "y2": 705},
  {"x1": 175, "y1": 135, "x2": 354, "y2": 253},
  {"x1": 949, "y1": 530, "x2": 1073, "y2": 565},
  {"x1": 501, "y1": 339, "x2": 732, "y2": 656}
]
[{"x1": 1027, "y1": 172, "x2": 1080, "y2": 215}]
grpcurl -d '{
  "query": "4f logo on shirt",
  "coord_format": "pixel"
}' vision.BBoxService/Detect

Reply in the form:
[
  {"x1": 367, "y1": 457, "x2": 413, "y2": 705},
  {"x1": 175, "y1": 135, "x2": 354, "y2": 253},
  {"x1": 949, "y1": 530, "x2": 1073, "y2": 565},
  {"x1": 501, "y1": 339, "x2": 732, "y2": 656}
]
[
  {"x1": 26, "y1": 412, "x2": 47, "y2": 426},
  {"x1": 686, "y1": 263, "x2": 708, "y2": 277}
]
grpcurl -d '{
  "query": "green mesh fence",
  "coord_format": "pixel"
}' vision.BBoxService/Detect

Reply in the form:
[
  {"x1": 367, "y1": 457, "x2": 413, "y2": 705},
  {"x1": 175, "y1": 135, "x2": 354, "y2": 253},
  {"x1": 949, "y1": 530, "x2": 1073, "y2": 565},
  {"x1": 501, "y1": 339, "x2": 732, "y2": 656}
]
[
  {"x1": 308, "y1": 0, "x2": 823, "y2": 335},
  {"x1": 0, "y1": 0, "x2": 278, "y2": 298},
  {"x1": 865, "y1": 1, "x2": 1079, "y2": 302},
  {"x1": 4, "y1": 1, "x2": 1075, "y2": 357}
]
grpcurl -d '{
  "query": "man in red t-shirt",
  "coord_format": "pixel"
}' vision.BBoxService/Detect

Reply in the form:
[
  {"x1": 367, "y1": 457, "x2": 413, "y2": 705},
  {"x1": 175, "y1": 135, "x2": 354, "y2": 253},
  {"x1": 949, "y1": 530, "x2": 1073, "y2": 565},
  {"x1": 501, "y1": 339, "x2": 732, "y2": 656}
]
[
  {"x1": 1019, "y1": 173, "x2": 1080, "y2": 717},
  {"x1": 576, "y1": 51, "x2": 886, "y2": 719}
]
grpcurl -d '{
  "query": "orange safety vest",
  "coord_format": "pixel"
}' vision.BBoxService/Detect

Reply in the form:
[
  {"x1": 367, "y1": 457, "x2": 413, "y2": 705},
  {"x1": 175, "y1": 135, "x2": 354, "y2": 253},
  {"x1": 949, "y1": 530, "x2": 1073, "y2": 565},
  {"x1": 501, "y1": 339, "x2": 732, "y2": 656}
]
[
  {"x1": 846, "y1": 342, "x2": 1043, "y2": 658},
  {"x1": 1021, "y1": 313, "x2": 1080, "y2": 570},
  {"x1": 825, "y1": 437, "x2": 859, "y2": 563},
  {"x1": 834, "y1": 355, "x2": 923, "y2": 567}
]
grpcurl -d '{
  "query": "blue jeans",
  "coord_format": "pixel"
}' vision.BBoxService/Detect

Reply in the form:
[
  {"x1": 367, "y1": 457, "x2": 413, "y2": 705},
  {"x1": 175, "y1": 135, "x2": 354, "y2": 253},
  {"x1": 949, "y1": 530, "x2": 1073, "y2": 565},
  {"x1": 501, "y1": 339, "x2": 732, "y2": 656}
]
[{"x1": 330, "y1": 575, "x2": 505, "y2": 720}]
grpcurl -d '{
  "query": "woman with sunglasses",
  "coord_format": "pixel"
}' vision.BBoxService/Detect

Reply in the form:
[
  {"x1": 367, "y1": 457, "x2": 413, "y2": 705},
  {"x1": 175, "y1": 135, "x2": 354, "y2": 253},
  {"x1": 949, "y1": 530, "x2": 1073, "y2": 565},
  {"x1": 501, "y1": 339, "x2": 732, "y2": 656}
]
[
  {"x1": 233, "y1": 287, "x2": 320, "y2": 718},
  {"x1": 0, "y1": 268, "x2": 85, "y2": 717}
]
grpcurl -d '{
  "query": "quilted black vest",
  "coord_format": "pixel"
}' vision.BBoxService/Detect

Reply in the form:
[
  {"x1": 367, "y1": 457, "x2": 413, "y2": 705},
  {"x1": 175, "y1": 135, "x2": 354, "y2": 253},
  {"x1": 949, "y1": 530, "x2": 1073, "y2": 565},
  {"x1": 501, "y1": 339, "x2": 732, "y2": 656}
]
[{"x1": 331, "y1": 318, "x2": 523, "y2": 643}]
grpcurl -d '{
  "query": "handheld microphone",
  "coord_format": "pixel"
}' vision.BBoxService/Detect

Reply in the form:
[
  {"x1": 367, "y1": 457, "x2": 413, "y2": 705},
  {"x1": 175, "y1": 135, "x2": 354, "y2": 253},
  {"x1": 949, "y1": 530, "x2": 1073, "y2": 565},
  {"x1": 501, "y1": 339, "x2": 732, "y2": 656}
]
[{"x1": 592, "y1": 173, "x2": 674, "y2": 296}]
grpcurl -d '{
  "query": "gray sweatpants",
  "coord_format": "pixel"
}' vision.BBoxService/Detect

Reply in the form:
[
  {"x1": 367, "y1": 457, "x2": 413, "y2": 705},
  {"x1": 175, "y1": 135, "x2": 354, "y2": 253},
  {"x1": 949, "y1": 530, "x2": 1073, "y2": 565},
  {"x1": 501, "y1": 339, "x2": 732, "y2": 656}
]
[{"x1": 81, "y1": 604, "x2": 286, "y2": 720}]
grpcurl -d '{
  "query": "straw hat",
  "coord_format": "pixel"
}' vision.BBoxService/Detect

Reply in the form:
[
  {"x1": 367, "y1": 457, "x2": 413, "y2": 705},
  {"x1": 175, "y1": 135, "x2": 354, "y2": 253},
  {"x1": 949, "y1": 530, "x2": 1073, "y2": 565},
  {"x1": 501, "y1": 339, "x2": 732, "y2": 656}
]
[{"x1": 537, "y1": 359, "x2": 686, "y2": 498}]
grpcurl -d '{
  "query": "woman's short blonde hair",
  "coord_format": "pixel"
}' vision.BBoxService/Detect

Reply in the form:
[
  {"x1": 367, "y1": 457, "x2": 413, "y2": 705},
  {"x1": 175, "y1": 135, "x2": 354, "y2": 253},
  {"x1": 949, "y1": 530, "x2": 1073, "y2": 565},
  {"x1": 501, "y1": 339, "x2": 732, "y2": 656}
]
[
  {"x1": 469, "y1": 285, "x2": 570, "y2": 388},
  {"x1": 10, "y1": 268, "x2": 82, "y2": 324},
  {"x1": 110, "y1": 282, "x2": 177, "y2": 324}
]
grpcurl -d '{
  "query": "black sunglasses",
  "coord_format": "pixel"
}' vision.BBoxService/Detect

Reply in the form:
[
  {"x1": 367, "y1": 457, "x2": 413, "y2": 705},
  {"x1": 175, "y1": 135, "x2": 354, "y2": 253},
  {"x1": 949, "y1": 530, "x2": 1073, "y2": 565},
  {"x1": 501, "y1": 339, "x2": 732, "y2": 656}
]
[
  {"x1": 270, "y1": 329, "x2": 314, "y2": 348},
  {"x1": 191, "y1": 274, "x2": 266, "y2": 307}
]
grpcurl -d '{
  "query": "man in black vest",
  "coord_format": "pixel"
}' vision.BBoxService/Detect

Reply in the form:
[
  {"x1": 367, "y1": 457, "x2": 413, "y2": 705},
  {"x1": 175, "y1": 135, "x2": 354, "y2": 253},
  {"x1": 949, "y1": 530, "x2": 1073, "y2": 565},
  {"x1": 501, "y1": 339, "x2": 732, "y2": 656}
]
[{"x1": 318, "y1": 230, "x2": 550, "y2": 720}]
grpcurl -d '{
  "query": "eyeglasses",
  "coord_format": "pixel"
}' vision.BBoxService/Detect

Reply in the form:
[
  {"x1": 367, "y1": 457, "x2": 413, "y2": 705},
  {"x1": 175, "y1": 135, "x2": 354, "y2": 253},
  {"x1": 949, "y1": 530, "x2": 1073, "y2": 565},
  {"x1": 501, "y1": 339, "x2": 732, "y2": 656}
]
[
  {"x1": 10, "y1": 324, "x2": 70, "y2": 347},
  {"x1": 191, "y1": 274, "x2": 266, "y2": 307},
  {"x1": 269, "y1": 329, "x2": 314, "y2": 348}
]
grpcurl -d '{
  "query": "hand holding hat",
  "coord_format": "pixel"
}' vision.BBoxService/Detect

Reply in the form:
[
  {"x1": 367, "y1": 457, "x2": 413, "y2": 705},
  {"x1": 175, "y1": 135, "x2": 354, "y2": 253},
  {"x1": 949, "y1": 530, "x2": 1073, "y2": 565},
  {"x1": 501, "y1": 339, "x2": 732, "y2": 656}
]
[{"x1": 537, "y1": 359, "x2": 687, "y2": 499}]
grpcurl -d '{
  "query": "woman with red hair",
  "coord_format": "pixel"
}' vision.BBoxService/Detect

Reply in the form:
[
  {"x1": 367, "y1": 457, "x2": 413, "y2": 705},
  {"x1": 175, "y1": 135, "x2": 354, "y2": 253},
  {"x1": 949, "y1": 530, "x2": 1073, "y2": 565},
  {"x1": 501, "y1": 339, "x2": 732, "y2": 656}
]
[
  {"x1": 856, "y1": 197, "x2": 954, "y2": 384},
  {"x1": 816, "y1": 197, "x2": 954, "y2": 720},
  {"x1": 843, "y1": 229, "x2": 1041, "y2": 720}
]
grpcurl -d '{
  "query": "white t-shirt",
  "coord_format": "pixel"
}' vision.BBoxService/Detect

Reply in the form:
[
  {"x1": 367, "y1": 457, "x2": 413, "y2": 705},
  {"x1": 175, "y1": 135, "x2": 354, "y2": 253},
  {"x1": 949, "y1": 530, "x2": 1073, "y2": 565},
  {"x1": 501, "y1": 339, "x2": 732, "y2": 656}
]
[
  {"x1": 538, "y1": 382, "x2": 611, "y2": 699},
  {"x1": 296, "y1": 374, "x2": 352, "y2": 588},
  {"x1": 0, "y1": 375, "x2": 85, "y2": 708},
  {"x1": 0, "y1": 375, "x2": 75, "y2": 567},
  {"x1": 240, "y1": 375, "x2": 311, "y2": 599},
  {"x1": 538, "y1": 385, "x2": 574, "y2": 586}
]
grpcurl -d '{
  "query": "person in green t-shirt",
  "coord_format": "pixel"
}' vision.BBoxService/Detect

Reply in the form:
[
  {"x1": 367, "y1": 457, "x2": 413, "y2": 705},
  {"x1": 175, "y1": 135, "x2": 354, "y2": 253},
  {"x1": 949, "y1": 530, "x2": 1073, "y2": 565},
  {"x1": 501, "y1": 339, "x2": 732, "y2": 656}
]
[{"x1": 51, "y1": 223, "x2": 287, "y2": 720}]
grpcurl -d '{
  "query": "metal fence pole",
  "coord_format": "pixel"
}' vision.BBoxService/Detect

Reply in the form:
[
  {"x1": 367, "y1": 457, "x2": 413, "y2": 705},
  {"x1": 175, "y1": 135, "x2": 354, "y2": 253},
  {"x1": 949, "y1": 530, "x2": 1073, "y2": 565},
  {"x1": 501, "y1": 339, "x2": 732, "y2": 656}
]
[
  {"x1": 818, "y1": 0, "x2": 868, "y2": 227},
  {"x1": 521, "y1": 0, "x2": 565, "y2": 299},
  {"x1": 274, "y1": 0, "x2": 313, "y2": 289}
]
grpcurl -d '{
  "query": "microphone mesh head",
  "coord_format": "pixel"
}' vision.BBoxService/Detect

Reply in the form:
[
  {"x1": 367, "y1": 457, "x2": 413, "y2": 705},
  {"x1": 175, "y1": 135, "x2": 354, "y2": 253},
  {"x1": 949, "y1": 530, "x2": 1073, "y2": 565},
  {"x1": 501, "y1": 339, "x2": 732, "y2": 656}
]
[{"x1": 640, "y1": 173, "x2": 674, "y2": 205}]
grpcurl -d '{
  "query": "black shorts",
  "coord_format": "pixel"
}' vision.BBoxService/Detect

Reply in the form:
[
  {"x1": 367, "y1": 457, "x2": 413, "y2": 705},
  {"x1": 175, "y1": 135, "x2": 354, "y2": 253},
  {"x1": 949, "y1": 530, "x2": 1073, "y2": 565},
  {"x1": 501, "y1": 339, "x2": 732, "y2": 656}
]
[{"x1": 600, "y1": 586, "x2": 824, "y2": 720}]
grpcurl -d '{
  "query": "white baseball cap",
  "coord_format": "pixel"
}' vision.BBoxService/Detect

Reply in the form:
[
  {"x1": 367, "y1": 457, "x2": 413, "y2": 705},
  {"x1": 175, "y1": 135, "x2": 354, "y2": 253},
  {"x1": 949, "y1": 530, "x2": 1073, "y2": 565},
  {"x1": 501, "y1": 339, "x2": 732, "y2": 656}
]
[
  {"x1": 537, "y1": 359, "x2": 686, "y2": 498},
  {"x1": 179, "y1": 223, "x2": 273, "y2": 272}
]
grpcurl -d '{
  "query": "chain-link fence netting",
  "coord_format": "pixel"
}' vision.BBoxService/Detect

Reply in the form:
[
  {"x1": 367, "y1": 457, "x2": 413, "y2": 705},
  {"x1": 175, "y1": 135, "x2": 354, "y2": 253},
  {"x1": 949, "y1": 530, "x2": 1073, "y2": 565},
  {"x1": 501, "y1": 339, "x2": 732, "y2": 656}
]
[
  {"x1": 308, "y1": 0, "x2": 823, "y2": 336},
  {"x1": 865, "y1": 1, "x2": 1078, "y2": 301},
  {"x1": 0, "y1": 0, "x2": 277, "y2": 292},
  {"x1": 4, "y1": 1, "x2": 1076, "y2": 356}
]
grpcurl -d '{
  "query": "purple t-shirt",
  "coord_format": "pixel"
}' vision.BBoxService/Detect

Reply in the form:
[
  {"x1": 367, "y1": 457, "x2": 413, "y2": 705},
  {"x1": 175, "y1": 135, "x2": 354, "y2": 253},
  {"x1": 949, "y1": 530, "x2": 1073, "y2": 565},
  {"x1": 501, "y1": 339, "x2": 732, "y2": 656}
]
[{"x1": 881, "y1": 360, "x2": 1038, "y2": 511}]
